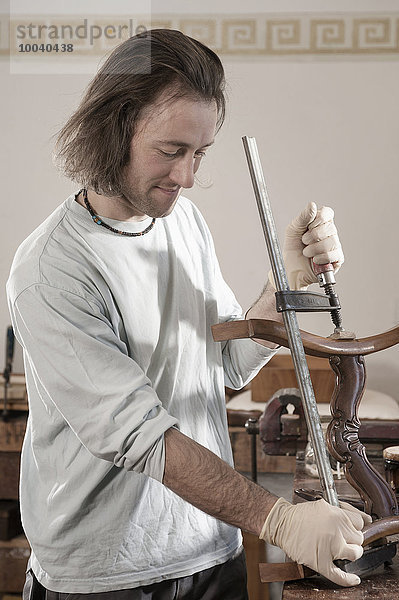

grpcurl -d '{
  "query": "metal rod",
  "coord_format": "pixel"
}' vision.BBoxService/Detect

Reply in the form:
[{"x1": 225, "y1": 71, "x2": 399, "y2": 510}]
[
  {"x1": 246, "y1": 418, "x2": 258, "y2": 483},
  {"x1": 242, "y1": 136, "x2": 339, "y2": 506}
]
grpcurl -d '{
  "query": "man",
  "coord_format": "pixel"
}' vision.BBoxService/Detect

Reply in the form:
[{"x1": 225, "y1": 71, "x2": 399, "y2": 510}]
[{"x1": 7, "y1": 29, "x2": 370, "y2": 599}]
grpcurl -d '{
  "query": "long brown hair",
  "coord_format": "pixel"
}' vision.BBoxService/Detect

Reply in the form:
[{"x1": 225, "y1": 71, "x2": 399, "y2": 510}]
[{"x1": 55, "y1": 29, "x2": 226, "y2": 196}]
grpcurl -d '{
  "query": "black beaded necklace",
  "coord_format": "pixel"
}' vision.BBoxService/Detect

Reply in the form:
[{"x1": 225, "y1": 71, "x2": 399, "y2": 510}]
[{"x1": 81, "y1": 188, "x2": 156, "y2": 237}]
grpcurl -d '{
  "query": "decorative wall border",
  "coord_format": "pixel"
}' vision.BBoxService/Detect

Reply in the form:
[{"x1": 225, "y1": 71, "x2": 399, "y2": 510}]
[
  {"x1": 1, "y1": 13, "x2": 399, "y2": 60},
  {"x1": 156, "y1": 14, "x2": 399, "y2": 56}
]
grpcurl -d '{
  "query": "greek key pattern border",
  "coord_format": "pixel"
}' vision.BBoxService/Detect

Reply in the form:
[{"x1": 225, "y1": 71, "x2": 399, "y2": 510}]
[{"x1": 2, "y1": 13, "x2": 399, "y2": 58}]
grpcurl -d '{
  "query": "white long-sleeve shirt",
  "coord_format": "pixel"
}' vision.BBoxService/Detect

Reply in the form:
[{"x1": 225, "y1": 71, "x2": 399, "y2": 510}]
[{"x1": 7, "y1": 193, "x2": 276, "y2": 593}]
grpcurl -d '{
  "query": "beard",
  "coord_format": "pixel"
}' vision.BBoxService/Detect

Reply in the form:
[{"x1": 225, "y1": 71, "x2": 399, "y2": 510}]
[{"x1": 117, "y1": 177, "x2": 182, "y2": 219}]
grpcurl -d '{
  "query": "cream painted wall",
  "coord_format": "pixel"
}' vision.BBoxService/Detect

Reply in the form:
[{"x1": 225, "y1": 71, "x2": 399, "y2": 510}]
[
  {"x1": 1, "y1": 3, "x2": 398, "y2": 399},
  {"x1": 192, "y1": 59, "x2": 399, "y2": 399}
]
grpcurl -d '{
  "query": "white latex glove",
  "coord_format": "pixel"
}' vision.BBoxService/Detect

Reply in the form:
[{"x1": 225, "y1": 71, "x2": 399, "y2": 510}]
[
  {"x1": 269, "y1": 202, "x2": 344, "y2": 290},
  {"x1": 260, "y1": 497, "x2": 372, "y2": 587}
]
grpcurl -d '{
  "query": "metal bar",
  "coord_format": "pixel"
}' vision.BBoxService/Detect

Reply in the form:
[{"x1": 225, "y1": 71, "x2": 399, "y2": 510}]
[
  {"x1": 242, "y1": 136, "x2": 339, "y2": 506},
  {"x1": 251, "y1": 433, "x2": 257, "y2": 483},
  {"x1": 245, "y1": 418, "x2": 259, "y2": 483}
]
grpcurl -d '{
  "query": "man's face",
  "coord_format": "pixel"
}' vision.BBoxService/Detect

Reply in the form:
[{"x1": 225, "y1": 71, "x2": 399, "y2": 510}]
[{"x1": 119, "y1": 91, "x2": 218, "y2": 219}]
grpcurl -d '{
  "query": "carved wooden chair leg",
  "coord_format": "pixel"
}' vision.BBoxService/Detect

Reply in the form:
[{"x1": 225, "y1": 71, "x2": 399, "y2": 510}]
[{"x1": 327, "y1": 354, "x2": 398, "y2": 519}]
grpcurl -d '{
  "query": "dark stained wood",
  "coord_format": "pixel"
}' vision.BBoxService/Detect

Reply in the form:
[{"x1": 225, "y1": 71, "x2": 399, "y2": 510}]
[
  {"x1": 359, "y1": 421, "x2": 399, "y2": 443},
  {"x1": 327, "y1": 355, "x2": 398, "y2": 519},
  {"x1": 0, "y1": 452, "x2": 20, "y2": 500},
  {"x1": 212, "y1": 320, "x2": 399, "y2": 358},
  {"x1": 364, "y1": 517, "x2": 399, "y2": 545}
]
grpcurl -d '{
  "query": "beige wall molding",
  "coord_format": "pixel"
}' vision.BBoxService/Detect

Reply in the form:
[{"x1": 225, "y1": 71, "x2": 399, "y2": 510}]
[{"x1": 1, "y1": 13, "x2": 399, "y2": 61}]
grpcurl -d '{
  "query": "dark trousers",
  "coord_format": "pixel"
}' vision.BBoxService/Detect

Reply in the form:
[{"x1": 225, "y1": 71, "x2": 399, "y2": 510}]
[{"x1": 23, "y1": 552, "x2": 249, "y2": 600}]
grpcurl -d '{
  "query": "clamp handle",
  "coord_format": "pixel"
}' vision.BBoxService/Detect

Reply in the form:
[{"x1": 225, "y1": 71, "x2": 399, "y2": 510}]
[
  {"x1": 312, "y1": 261, "x2": 336, "y2": 287},
  {"x1": 312, "y1": 261, "x2": 334, "y2": 275}
]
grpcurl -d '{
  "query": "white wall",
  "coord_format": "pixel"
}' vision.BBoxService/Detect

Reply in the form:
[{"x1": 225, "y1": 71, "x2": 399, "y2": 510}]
[
  {"x1": 1, "y1": 2, "x2": 398, "y2": 398},
  {"x1": 193, "y1": 59, "x2": 399, "y2": 398}
]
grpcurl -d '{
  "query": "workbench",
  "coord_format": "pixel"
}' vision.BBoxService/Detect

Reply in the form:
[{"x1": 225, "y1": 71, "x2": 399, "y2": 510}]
[{"x1": 282, "y1": 453, "x2": 399, "y2": 600}]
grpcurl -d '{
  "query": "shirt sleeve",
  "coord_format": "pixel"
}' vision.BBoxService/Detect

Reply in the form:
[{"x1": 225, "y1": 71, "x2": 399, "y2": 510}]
[
  {"x1": 213, "y1": 259, "x2": 279, "y2": 390},
  {"x1": 197, "y1": 211, "x2": 278, "y2": 390},
  {"x1": 10, "y1": 283, "x2": 178, "y2": 482}
]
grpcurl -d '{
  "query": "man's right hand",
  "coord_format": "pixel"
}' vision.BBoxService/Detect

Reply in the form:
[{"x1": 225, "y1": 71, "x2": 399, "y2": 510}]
[
  {"x1": 259, "y1": 497, "x2": 372, "y2": 587},
  {"x1": 268, "y1": 202, "x2": 344, "y2": 291}
]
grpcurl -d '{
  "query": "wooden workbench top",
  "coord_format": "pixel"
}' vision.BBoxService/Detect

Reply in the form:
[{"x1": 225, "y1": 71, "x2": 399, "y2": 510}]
[{"x1": 283, "y1": 559, "x2": 399, "y2": 600}]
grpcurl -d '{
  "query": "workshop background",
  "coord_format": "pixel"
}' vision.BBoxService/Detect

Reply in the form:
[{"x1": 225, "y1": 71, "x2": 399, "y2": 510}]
[
  {"x1": 0, "y1": 0, "x2": 398, "y2": 398},
  {"x1": 1, "y1": 1, "x2": 399, "y2": 600}
]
